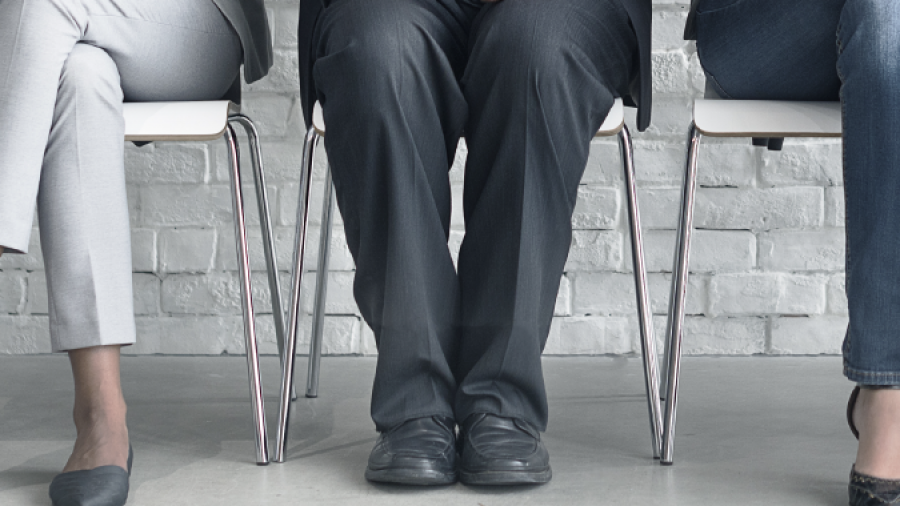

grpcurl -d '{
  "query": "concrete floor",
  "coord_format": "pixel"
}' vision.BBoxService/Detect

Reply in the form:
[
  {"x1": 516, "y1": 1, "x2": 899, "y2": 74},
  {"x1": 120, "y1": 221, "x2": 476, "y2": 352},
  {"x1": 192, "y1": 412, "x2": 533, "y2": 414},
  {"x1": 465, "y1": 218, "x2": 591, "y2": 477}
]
[{"x1": 0, "y1": 355, "x2": 857, "y2": 505}]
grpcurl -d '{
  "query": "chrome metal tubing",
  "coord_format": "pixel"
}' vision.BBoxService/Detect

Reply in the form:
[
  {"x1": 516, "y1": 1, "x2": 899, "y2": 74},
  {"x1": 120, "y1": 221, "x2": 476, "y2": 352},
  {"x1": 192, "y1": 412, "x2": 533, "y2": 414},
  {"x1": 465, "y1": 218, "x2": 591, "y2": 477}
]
[
  {"x1": 224, "y1": 125, "x2": 269, "y2": 465},
  {"x1": 306, "y1": 166, "x2": 334, "y2": 399},
  {"x1": 661, "y1": 124, "x2": 702, "y2": 465},
  {"x1": 274, "y1": 126, "x2": 319, "y2": 463},
  {"x1": 619, "y1": 126, "x2": 663, "y2": 459},
  {"x1": 228, "y1": 115, "x2": 295, "y2": 401}
]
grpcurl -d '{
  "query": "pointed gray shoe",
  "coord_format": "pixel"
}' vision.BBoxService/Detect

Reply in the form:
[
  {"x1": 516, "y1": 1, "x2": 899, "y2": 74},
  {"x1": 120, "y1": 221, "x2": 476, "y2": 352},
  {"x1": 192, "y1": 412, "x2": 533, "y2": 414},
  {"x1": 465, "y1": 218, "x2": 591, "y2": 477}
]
[{"x1": 49, "y1": 446, "x2": 133, "y2": 506}]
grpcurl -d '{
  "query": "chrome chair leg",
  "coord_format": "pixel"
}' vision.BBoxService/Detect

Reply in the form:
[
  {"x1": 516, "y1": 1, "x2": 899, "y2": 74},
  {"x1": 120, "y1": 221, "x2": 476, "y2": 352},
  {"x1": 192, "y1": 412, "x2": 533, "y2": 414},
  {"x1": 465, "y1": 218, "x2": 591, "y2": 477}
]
[
  {"x1": 306, "y1": 165, "x2": 334, "y2": 399},
  {"x1": 224, "y1": 125, "x2": 269, "y2": 465},
  {"x1": 619, "y1": 125, "x2": 663, "y2": 459},
  {"x1": 274, "y1": 126, "x2": 319, "y2": 463},
  {"x1": 228, "y1": 115, "x2": 295, "y2": 401},
  {"x1": 661, "y1": 124, "x2": 702, "y2": 465}
]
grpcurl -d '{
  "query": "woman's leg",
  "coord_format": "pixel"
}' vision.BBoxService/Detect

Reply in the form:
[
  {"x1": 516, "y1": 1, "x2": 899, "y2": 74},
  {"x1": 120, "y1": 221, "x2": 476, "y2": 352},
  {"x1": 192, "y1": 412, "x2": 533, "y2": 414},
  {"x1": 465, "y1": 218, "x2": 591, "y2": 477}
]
[
  {"x1": 456, "y1": 0, "x2": 637, "y2": 430},
  {"x1": 40, "y1": 42, "x2": 135, "y2": 471},
  {"x1": 693, "y1": 0, "x2": 845, "y2": 100},
  {"x1": 313, "y1": 0, "x2": 478, "y2": 432},
  {"x1": 0, "y1": 0, "x2": 242, "y2": 472},
  {"x1": 65, "y1": 346, "x2": 129, "y2": 472},
  {"x1": 695, "y1": 0, "x2": 900, "y2": 482},
  {"x1": 0, "y1": 0, "x2": 241, "y2": 254},
  {"x1": 838, "y1": 0, "x2": 900, "y2": 480}
]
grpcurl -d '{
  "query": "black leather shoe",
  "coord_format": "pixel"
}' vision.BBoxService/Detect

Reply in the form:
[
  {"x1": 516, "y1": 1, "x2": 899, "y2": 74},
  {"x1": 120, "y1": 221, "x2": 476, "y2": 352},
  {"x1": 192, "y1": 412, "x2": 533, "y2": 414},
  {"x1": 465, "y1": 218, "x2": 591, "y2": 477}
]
[
  {"x1": 458, "y1": 414, "x2": 551, "y2": 486},
  {"x1": 365, "y1": 416, "x2": 457, "y2": 485},
  {"x1": 49, "y1": 445, "x2": 133, "y2": 506}
]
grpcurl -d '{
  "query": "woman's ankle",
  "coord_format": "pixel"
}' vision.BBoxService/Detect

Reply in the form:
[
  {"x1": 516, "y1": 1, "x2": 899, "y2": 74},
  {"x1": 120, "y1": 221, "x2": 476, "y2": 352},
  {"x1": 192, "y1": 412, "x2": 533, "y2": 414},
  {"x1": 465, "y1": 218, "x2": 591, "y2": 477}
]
[
  {"x1": 855, "y1": 389, "x2": 900, "y2": 479},
  {"x1": 73, "y1": 398, "x2": 127, "y2": 432},
  {"x1": 64, "y1": 402, "x2": 130, "y2": 473}
]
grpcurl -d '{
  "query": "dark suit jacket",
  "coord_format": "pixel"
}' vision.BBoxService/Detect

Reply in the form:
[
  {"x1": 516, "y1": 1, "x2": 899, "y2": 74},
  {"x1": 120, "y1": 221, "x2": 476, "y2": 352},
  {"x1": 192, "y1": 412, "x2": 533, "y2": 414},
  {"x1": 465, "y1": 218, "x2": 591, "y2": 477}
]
[
  {"x1": 212, "y1": 0, "x2": 273, "y2": 82},
  {"x1": 297, "y1": 0, "x2": 653, "y2": 131},
  {"x1": 684, "y1": 0, "x2": 700, "y2": 40}
]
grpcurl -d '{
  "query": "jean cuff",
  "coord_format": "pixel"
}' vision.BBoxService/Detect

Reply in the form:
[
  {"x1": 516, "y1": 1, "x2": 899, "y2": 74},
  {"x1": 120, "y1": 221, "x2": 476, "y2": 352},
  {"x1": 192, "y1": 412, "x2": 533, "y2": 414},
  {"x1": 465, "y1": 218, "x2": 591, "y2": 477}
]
[{"x1": 844, "y1": 362, "x2": 900, "y2": 386}]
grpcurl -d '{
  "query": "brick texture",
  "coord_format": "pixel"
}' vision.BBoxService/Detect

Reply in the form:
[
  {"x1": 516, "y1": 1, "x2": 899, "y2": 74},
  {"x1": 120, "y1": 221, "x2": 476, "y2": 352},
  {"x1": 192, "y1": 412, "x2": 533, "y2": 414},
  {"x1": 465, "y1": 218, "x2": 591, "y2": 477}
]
[{"x1": 0, "y1": 1, "x2": 848, "y2": 357}]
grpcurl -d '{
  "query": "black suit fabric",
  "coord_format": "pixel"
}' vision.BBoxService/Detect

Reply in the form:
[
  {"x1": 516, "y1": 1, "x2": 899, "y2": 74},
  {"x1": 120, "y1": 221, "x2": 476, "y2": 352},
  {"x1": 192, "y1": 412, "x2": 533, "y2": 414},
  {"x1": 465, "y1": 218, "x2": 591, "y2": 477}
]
[
  {"x1": 211, "y1": 0, "x2": 272, "y2": 82},
  {"x1": 299, "y1": 0, "x2": 647, "y2": 432},
  {"x1": 299, "y1": 0, "x2": 653, "y2": 131}
]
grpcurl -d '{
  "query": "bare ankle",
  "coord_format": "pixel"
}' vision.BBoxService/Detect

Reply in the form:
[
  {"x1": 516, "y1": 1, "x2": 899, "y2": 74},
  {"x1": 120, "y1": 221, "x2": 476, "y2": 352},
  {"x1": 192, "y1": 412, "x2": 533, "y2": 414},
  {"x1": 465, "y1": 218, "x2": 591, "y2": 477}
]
[
  {"x1": 73, "y1": 400, "x2": 127, "y2": 430},
  {"x1": 855, "y1": 389, "x2": 900, "y2": 479}
]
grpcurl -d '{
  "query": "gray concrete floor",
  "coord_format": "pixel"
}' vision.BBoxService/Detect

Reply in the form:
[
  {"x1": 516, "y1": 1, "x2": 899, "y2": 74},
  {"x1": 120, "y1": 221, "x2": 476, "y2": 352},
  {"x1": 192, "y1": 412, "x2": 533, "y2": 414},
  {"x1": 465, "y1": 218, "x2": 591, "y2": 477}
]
[{"x1": 0, "y1": 356, "x2": 856, "y2": 505}]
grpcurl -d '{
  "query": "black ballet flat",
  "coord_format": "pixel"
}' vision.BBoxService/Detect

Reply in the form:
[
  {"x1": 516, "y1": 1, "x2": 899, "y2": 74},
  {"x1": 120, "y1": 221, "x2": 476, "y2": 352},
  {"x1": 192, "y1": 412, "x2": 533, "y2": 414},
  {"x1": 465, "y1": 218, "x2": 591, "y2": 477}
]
[
  {"x1": 49, "y1": 446, "x2": 133, "y2": 506},
  {"x1": 847, "y1": 386, "x2": 900, "y2": 505}
]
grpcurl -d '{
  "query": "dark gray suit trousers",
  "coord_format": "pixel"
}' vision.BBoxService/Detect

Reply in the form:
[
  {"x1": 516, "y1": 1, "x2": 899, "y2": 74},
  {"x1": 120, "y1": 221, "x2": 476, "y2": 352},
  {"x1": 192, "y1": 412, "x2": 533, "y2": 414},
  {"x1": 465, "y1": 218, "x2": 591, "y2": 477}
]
[{"x1": 313, "y1": 0, "x2": 638, "y2": 432}]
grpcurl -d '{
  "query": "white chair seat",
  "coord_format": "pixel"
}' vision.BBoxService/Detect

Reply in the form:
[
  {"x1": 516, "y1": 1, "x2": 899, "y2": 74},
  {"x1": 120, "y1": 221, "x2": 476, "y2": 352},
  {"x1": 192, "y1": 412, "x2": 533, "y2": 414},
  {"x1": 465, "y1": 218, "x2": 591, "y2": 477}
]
[
  {"x1": 311, "y1": 98, "x2": 626, "y2": 138},
  {"x1": 123, "y1": 101, "x2": 240, "y2": 142},
  {"x1": 596, "y1": 98, "x2": 625, "y2": 137},
  {"x1": 694, "y1": 99, "x2": 841, "y2": 138}
]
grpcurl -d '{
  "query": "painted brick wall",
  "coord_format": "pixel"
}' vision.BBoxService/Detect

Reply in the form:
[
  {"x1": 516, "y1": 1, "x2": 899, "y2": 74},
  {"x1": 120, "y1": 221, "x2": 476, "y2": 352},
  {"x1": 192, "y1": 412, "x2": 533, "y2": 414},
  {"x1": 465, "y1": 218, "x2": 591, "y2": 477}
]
[{"x1": 0, "y1": 0, "x2": 847, "y2": 356}]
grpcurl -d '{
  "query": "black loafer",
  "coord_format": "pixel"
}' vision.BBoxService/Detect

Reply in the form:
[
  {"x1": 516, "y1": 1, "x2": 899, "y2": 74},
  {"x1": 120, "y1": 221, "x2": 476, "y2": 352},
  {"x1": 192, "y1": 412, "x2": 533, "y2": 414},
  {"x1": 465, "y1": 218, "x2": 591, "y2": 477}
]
[
  {"x1": 49, "y1": 445, "x2": 133, "y2": 506},
  {"x1": 365, "y1": 416, "x2": 457, "y2": 486},
  {"x1": 458, "y1": 414, "x2": 551, "y2": 486}
]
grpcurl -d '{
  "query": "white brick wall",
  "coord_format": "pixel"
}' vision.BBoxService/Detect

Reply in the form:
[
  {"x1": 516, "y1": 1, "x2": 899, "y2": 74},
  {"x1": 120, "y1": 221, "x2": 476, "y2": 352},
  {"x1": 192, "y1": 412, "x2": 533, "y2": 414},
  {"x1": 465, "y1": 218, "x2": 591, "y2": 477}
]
[{"x1": 0, "y1": 1, "x2": 848, "y2": 357}]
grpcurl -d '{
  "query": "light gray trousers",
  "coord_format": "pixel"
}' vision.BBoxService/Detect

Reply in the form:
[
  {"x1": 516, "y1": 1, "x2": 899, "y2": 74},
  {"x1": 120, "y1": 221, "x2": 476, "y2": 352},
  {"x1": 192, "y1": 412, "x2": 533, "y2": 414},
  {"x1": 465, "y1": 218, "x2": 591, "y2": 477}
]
[{"x1": 0, "y1": 0, "x2": 241, "y2": 351}]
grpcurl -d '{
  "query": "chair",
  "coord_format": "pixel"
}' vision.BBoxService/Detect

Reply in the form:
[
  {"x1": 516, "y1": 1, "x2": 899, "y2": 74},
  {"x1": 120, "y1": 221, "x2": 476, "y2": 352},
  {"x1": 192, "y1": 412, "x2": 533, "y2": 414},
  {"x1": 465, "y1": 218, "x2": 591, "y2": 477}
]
[
  {"x1": 273, "y1": 99, "x2": 665, "y2": 463},
  {"x1": 660, "y1": 96, "x2": 841, "y2": 464},
  {"x1": 123, "y1": 100, "x2": 289, "y2": 465}
]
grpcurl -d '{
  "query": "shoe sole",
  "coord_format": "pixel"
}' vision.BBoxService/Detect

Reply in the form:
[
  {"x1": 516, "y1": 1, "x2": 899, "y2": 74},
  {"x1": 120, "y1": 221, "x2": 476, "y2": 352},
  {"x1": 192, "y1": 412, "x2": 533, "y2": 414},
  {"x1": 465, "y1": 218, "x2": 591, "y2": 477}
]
[
  {"x1": 459, "y1": 467, "x2": 552, "y2": 486},
  {"x1": 365, "y1": 467, "x2": 457, "y2": 486}
]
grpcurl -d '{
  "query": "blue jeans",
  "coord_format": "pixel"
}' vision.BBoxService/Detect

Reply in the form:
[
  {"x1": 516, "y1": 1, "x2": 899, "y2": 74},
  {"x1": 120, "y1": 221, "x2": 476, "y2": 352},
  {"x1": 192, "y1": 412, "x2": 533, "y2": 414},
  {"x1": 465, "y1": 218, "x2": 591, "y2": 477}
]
[{"x1": 694, "y1": 0, "x2": 900, "y2": 385}]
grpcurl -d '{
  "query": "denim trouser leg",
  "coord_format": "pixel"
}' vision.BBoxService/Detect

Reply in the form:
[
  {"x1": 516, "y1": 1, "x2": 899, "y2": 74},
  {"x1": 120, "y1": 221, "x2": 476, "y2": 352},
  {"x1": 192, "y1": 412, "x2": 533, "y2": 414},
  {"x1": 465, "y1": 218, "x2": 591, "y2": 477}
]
[
  {"x1": 694, "y1": 0, "x2": 900, "y2": 384},
  {"x1": 838, "y1": 0, "x2": 900, "y2": 385}
]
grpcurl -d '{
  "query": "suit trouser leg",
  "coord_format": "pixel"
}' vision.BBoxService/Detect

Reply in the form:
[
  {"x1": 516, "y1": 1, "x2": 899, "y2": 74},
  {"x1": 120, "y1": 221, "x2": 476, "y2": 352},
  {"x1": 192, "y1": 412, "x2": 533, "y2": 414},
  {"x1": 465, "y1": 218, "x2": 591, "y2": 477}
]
[
  {"x1": 455, "y1": 0, "x2": 637, "y2": 429},
  {"x1": 313, "y1": 0, "x2": 479, "y2": 431},
  {"x1": 0, "y1": 0, "x2": 241, "y2": 351}
]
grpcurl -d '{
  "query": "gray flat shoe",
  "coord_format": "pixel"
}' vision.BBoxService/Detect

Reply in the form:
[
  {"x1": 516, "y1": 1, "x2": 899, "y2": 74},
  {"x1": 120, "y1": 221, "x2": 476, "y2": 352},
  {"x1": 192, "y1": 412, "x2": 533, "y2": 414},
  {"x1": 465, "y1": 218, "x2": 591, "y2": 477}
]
[{"x1": 49, "y1": 446, "x2": 132, "y2": 506}]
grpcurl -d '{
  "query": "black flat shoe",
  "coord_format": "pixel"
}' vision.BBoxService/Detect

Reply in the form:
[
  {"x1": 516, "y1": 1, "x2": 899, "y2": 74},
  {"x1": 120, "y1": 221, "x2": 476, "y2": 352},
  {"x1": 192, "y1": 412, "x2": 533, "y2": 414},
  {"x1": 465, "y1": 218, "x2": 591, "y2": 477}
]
[
  {"x1": 365, "y1": 416, "x2": 457, "y2": 486},
  {"x1": 847, "y1": 386, "x2": 900, "y2": 505},
  {"x1": 49, "y1": 446, "x2": 133, "y2": 506},
  {"x1": 458, "y1": 414, "x2": 551, "y2": 486}
]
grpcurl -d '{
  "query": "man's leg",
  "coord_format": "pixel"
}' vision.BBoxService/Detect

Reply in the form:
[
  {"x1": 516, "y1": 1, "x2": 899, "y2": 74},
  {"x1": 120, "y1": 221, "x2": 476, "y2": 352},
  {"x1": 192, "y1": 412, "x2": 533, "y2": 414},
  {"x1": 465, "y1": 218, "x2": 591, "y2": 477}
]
[
  {"x1": 455, "y1": 0, "x2": 637, "y2": 485},
  {"x1": 312, "y1": 0, "x2": 478, "y2": 485}
]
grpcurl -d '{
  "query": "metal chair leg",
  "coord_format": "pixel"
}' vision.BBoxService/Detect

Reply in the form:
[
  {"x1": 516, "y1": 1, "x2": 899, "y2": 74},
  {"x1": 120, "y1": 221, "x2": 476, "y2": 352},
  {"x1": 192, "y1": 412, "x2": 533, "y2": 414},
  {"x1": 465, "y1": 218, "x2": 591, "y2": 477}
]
[
  {"x1": 306, "y1": 165, "x2": 334, "y2": 399},
  {"x1": 228, "y1": 115, "x2": 296, "y2": 401},
  {"x1": 661, "y1": 123, "x2": 702, "y2": 465},
  {"x1": 274, "y1": 126, "x2": 319, "y2": 463},
  {"x1": 224, "y1": 125, "x2": 270, "y2": 465},
  {"x1": 619, "y1": 125, "x2": 663, "y2": 460}
]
